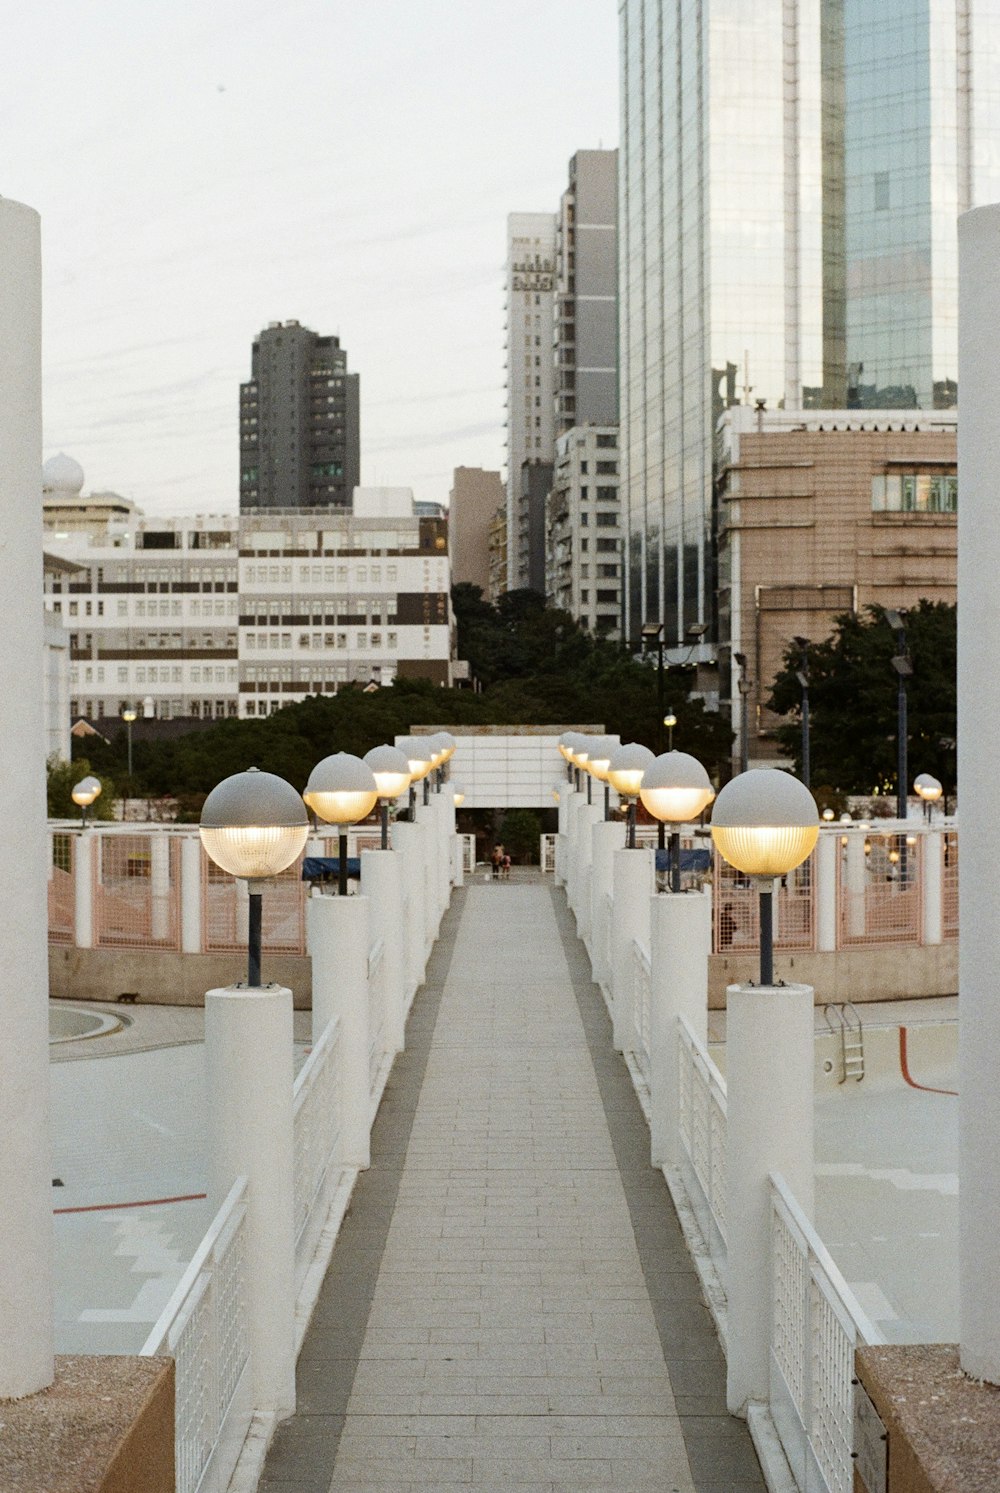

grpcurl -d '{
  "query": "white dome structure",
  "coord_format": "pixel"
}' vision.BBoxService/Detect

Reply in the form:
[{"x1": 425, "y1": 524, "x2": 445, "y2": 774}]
[{"x1": 42, "y1": 452, "x2": 85, "y2": 496}]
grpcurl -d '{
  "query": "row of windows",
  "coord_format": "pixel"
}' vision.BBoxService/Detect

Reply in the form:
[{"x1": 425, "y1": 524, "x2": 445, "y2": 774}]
[
  {"x1": 871, "y1": 472, "x2": 957, "y2": 513},
  {"x1": 244, "y1": 631, "x2": 398, "y2": 651},
  {"x1": 242, "y1": 563, "x2": 400, "y2": 585},
  {"x1": 73, "y1": 664, "x2": 238, "y2": 685},
  {"x1": 72, "y1": 698, "x2": 238, "y2": 721}
]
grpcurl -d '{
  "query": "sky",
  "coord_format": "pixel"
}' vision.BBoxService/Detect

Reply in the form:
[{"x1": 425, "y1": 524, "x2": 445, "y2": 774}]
[{"x1": 2, "y1": 1, "x2": 619, "y2": 516}]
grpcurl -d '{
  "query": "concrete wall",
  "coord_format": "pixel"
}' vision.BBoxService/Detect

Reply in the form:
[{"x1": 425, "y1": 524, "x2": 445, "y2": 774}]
[
  {"x1": 50, "y1": 945, "x2": 312, "y2": 1008},
  {"x1": 709, "y1": 941, "x2": 957, "y2": 1008}
]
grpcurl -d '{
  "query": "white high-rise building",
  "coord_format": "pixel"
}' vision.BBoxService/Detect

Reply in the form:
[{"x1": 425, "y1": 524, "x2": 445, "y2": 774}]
[{"x1": 504, "y1": 213, "x2": 556, "y2": 592}]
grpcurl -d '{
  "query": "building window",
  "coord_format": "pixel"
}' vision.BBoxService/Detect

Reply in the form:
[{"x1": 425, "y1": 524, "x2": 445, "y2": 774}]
[{"x1": 871, "y1": 473, "x2": 956, "y2": 513}]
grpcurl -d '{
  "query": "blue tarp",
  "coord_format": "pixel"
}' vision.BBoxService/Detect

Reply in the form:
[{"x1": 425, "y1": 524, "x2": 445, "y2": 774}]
[
  {"x1": 302, "y1": 856, "x2": 361, "y2": 880},
  {"x1": 654, "y1": 847, "x2": 712, "y2": 875}
]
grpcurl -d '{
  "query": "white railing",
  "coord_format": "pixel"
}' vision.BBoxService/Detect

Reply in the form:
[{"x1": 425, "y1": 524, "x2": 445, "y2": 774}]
[
  {"x1": 630, "y1": 939, "x2": 652, "y2": 1090},
  {"x1": 540, "y1": 833, "x2": 557, "y2": 873},
  {"x1": 677, "y1": 1015, "x2": 728, "y2": 1246},
  {"x1": 769, "y1": 1173, "x2": 884, "y2": 1493},
  {"x1": 367, "y1": 938, "x2": 387, "y2": 1102},
  {"x1": 292, "y1": 1019, "x2": 342, "y2": 1290},
  {"x1": 461, "y1": 833, "x2": 476, "y2": 874},
  {"x1": 140, "y1": 1178, "x2": 253, "y2": 1493}
]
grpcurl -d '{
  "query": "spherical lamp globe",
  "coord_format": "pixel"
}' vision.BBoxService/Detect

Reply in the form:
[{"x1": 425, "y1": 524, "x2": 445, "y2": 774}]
[
  {"x1": 304, "y1": 753, "x2": 379, "y2": 826},
  {"x1": 606, "y1": 742, "x2": 655, "y2": 800},
  {"x1": 363, "y1": 745, "x2": 412, "y2": 801},
  {"x1": 200, "y1": 767, "x2": 309, "y2": 880},
  {"x1": 638, "y1": 750, "x2": 715, "y2": 824},
  {"x1": 710, "y1": 768, "x2": 819, "y2": 881}
]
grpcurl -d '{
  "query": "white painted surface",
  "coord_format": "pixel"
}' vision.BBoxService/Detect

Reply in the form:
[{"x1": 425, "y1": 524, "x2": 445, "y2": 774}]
[
  {"x1": 307, "y1": 895, "x2": 370, "y2": 1169},
  {"x1": 590, "y1": 817, "x2": 626, "y2": 988},
  {"x1": 957, "y1": 202, "x2": 1000, "y2": 1383},
  {"x1": 391, "y1": 820, "x2": 426, "y2": 1002},
  {"x1": 0, "y1": 196, "x2": 54, "y2": 1397},
  {"x1": 726, "y1": 981, "x2": 814, "y2": 1415},
  {"x1": 923, "y1": 832, "x2": 943, "y2": 946},
  {"x1": 650, "y1": 890, "x2": 711, "y2": 1167},
  {"x1": 205, "y1": 984, "x2": 295, "y2": 1417},
  {"x1": 815, "y1": 829, "x2": 837, "y2": 952},
  {"x1": 610, "y1": 848, "x2": 655, "y2": 1053},
  {"x1": 360, "y1": 850, "x2": 405, "y2": 1055},
  {"x1": 180, "y1": 835, "x2": 202, "y2": 953},
  {"x1": 442, "y1": 732, "x2": 566, "y2": 808}
]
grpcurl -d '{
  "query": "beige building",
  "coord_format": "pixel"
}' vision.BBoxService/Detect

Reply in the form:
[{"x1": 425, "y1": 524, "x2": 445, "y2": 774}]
[
  {"x1": 716, "y1": 407, "x2": 957, "y2": 767},
  {"x1": 487, "y1": 505, "x2": 508, "y2": 604},
  {"x1": 449, "y1": 467, "x2": 503, "y2": 595}
]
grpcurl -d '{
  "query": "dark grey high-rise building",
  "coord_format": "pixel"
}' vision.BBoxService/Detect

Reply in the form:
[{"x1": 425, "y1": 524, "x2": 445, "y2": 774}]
[
  {"x1": 239, "y1": 320, "x2": 360, "y2": 511},
  {"x1": 555, "y1": 149, "x2": 618, "y2": 436}
]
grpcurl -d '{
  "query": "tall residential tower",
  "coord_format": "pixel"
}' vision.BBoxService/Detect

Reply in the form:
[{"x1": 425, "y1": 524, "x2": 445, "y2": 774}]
[{"x1": 504, "y1": 214, "x2": 556, "y2": 591}]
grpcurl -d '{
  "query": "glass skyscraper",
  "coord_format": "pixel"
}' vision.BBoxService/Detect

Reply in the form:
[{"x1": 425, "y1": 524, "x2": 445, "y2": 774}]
[{"x1": 619, "y1": 0, "x2": 1000, "y2": 644}]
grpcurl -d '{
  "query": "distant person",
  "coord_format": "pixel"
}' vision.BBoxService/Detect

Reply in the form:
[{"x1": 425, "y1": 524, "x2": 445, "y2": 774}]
[
  {"x1": 491, "y1": 845, "x2": 503, "y2": 880},
  {"x1": 501, "y1": 851, "x2": 511, "y2": 881}
]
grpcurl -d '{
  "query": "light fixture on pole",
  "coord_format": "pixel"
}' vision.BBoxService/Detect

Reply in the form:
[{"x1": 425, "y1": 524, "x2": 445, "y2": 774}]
[
  {"x1": 364, "y1": 744, "x2": 412, "y2": 849},
  {"x1": 640, "y1": 620, "x2": 666, "y2": 748},
  {"x1": 607, "y1": 743, "x2": 655, "y2": 849},
  {"x1": 734, "y1": 652, "x2": 752, "y2": 773},
  {"x1": 885, "y1": 609, "x2": 912, "y2": 822},
  {"x1": 434, "y1": 732, "x2": 457, "y2": 791},
  {"x1": 71, "y1": 775, "x2": 102, "y2": 829},
  {"x1": 710, "y1": 768, "x2": 819, "y2": 986},
  {"x1": 304, "y1": 753, "x2": 379, "y2": 897},
  {"x1": 585, "y1": 736, "x2": 617, "y2": 820},
  {"x1": 572, "y1": 736, "x2": 594, "y2": 805},
  {"x1": 639, "y1": 750, "x2": 716, "y2": 893},
  {"x1": 199, "y1": 767, "x2": 309, "y2": 986},
  {"x1": 122, "y1": 706, "x2": 137, "y2": 816},
  {"x1": 914, "y1": 772, "x2": 943, "y2": 823},
  {"x1": 792, "y1": 636, "x2": 811, "y2": 788},
  {"x1": 558, "y1": 733, "x2": 575, "y2": 783},
  {"x1": 822, "y1": 807, "x2": 835, "y2": 822},
  {"x1": 452, "y1": 785, "x2": 466, "y2": 808},
  {"x1": 397, "y1": 736, "x2": 434, "y2": 815},
  {"x1": 663, "y1": 711, "x2": 677, "y2": 751}
]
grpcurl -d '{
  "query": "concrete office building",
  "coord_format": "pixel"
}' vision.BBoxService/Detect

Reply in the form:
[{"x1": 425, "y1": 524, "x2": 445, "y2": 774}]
[
  {"x1": 554, "y1": 150, "x2": 618, "y2": 436},
  {"x1": 487, "y1": 504, "x2": 508, "y2": 603},
  {"x1": 505, "y1": 214, "x2": 556, "y2": 591},
  {"x1": 716, "y1": 406, "x2": 957, "y2": 766},
  {"x1": 618, "y1": 0, "x2": 1000, "y2": 647},
  {"x1": 239, "y1": 320, "x2": 360, "y2": 512},
  {"x1": 546, "y1": 427, "x2": 622, "y2": 639},
  {"x1": 449, "y1": 467, "x2": 504, "y2": 595}
]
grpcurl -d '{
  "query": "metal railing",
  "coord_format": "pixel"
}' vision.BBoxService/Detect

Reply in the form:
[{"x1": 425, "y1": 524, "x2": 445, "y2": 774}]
[
  {"x1": 677, "y1": 1015, "x2": 728, "y2": 1247},
  {"x1": 540, "y1": 833, "x2": 556, "y2": 873},
  {"x1": 942, "y1": 831, "x2": 959, "y2": 940},
  {"x1": 837, "y1": 832, "x2": 922, "y2": 947},
  {"x1": 140, "y1": 1178, "x2": 253, "y2": 1493},
  {"x1": 769, "y1": 1173, "x2": 884, "y2": 1493},
  {"x1": 714, "y1": 853, "x2": 815, "y2": 954},
  {"x1": 92, "y1": 833, "x2": 181, "y2": 949},
  {"x1": 48, "y1": 832, "x2": 75, "y2": 944},
  {"x1": 203, "y1": 851, "x2": 306, "y2": 956},
  {"x1": 292, "y1": 1019, "x2": 342, "y2": 1290}
]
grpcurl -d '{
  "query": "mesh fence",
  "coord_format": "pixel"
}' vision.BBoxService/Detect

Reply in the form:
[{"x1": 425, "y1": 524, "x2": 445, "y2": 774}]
[
  {"x1": 93, "y1": 833, "x2": 180, "y2": 949},
  {"x1": 942, "y1": 832, "x2": 959, "y2": 941},
  {"x1": 48, "y1": 833, "x2": 75, "y2": 945},
  {"x1": 713, "y1": 853, "x2": 815, "y2": 954},
  {"x1": 837, "y1": 832, "x2": 922, "y2": 946},
  {"x1": 201, "y1": 850, "x2": 307, "y2": 954}
]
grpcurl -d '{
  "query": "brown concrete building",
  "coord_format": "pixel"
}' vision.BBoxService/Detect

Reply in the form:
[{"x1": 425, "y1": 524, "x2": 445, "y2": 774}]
[
  {"x1": 716, "y1": 407, "x2": 957, "y2": 768},
  {"x1": 487, "y1": 503, "x2": 508, "y2": 603},
  {"x1": 449, "y1": 467, "x2": 504, "y2": 596}
]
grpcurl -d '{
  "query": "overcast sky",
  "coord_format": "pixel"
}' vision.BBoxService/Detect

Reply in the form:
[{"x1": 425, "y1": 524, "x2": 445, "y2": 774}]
[{"x1": 2, "y1": 2, "x2": 619, "y2": 515}]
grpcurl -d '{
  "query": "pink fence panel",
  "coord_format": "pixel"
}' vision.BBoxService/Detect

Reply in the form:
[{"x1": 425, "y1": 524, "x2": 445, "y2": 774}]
[
  {"x1": 837, "y1": 832, "x2": 922, "y2": 947},
  {"x1": 48, "y1": 833, "x2": 75, "y2": 945},
  {"x1": 93, "y1": 834, "x2": 181, "y2": 949},
  {"x1": 713, "y1": 852, "x2": 816, "y2": 955},
  {"x1": 941, "y1": 832, "x2": 958, "y2": 941},
  {"x1": 202, "y1": 850, "x2": 307, "y2": 955}
]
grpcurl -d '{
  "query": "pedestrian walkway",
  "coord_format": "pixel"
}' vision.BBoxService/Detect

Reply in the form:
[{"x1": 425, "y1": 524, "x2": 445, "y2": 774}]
[{"x1": 261, "y1": 883, "x2": 764, "y2": 1491}]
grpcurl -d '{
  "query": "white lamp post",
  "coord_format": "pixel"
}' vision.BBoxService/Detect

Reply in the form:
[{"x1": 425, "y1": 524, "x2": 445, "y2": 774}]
[
  {"x1": 607, "y1": 742, "x2": 655, "y2": 848},
  {"x1": 710, "y1": 768, "x2": 818, "y2": 985},
  {"x1": 199, "y1": 767, "x2": 309, "y2": 985},
  {"x1": 639, "y1": 750, "x2": 716, "y2": 892},
  {"x1": 914, "y1": 771, "x2": 943, "y2": 822},
  {"x1": 452, "y1": 785, "x2": 466, "y2": 808},
  {"x1": 397, "y1": 735, "x2": 434, "y2": 811},
  {"x1": 585, "y1": 735, "x2": 619, "y2": 820},
  {"x1": 364, "y1": 744, "x2": 412, "y2": 849},
  {"x1": 122, "y1": 705, "x2": 137, "y2": 815},
  {"x1": 304, "y1": 752, "x2": 379, "y2": 896},
  {"x1": 71, "y1": 774, "x2": 102, "y2": 829}
]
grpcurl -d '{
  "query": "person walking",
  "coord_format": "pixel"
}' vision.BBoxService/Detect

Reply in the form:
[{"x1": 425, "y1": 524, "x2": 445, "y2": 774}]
[{"x1": 491, "y1": 844, "x2": 503, "y2": 880}]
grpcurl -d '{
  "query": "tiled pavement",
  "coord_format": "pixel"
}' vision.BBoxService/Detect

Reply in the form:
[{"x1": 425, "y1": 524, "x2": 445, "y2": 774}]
[{"x1": 261, "y1": 882, "x2": 764, "y2": 1492}]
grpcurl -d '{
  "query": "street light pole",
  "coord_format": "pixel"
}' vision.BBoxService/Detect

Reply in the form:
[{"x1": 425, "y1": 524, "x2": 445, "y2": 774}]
[
  {"x1": 792, "y1": 637, "x2": 810, "y2": 789},
  {"x1": 734, "y1": 653, "x2": 752, "y2": 773},
  {"x1": 885, "y1": 611, "x2": 912, "y2": 822}
]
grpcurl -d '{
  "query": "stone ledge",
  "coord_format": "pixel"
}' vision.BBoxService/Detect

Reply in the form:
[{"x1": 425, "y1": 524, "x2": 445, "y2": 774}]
[
  {"x1": 0, "y1": 1355, "x2": 174, "y2": 1493},
  {"x1": 857, "y1": 1344, "x2": 1000, "y2": 1493}
]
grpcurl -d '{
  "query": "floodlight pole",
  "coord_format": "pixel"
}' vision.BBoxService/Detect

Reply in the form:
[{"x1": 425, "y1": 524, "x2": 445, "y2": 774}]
[
  {"x1": 758, "y1": 884, "x2": 774, "y2": 986},
  {"x1": 248, "y1": 886, "x2": 263, "y2": 986}
]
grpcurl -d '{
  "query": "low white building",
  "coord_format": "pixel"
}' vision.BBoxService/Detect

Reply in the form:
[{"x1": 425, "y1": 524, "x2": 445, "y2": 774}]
[
  {"x1": 41, "y1": 458, "x2": 454, "y2": 726},
  {"x1": 545, "y1": 425, "x2": 622, "y2": 639}
]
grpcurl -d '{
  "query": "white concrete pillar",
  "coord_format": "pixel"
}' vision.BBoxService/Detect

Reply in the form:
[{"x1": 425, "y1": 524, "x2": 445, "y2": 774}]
[
  {"x1": 74, "y1": 832, "x2": 94, "y2": 950},
  {"x1": 180, "y1": 834, "x2": 202, "y2": 953},
  {"x1": 307, "y1": 893, "x2": 371, "y2": 1167},
  {"x1": 206, "y1": 984, "x2": 296, "y2": 1418},
  {"x1": 650, "y1": 888, "x2": 712, "y2": 1167},
  {"x1": 846, "y1": 833, "x2": 866, "y2": 938},
  {"x1": 416, "y1": 805, "x2": 438, "y2": 946},
  {"x1": 815, "y1": 830, "x2": 837, "y2": 952},
  {"x1": 566, "y1": 793, "x2": 588, "y2": 915},
  {"x1": 958, "y1": 202, "x2": 1000, "y2": 1382},
  {"x1": 590, "y1": 818, "x2": 626, "y2": 989},
  {"x1": 452, "y1": 835, "x2": 465, "y2": 887},
  {"x1": 610, "y1": 848, "x2": 655, "y2": 1053},
  {"x1": 0, "y1": 195, "x2": 52, "y2": 1399},
  {"x1": 392, "y1": 820, "x2": 426, "y2": 999},
  {"x1": 725, "y1": 981, "x2": 814, "y2": 1416},
  {"x1": 361, "y1": 850, "x2": 405, "y2": 1055},
  {"x1": 150, "y1": 832, "x2": 171, "y2": 942},
  {"x1": 574, "y1": 804, "x2": 602, "y2": 942},
  {"x1": 922, "y1": 831, "x2": 943, "y2": 946}
]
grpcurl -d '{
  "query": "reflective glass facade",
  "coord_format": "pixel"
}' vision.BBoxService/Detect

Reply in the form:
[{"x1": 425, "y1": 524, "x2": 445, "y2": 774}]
[{"x1": 619, "y1": 0, "x2": 1000, "y2": 642}]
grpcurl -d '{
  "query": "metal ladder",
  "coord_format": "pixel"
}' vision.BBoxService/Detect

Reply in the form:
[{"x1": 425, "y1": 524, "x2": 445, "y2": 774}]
[{"x1": 824, "y1": 1002, "x2": 865, "y2": 1084}]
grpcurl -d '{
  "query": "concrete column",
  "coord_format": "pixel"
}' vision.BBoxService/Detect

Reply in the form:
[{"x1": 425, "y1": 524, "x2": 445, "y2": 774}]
[
  {"x1": 307, "y1": 893, "x2": 371, "y2": 1167},
  {"x1": 74, "y1": 832, "x2": 94, "y2": 950},
  {"x1": 361, "y1": 850, "x2": 405, "y2": 1055},
  {"x1": 180, "y1": 834, "x2": 202, "y2": 953},
  {"x1": 815, "y1": 830, "x2": 837, "y2": 952},
  {"x1": 206, "y1": 984, "x2": 296, "y2": 1418},
  {"x1": 566, "y1": 793, "x2": 588, "y2": 915},
  {"x1": 650, "y1": 888, "x2": 712, "y2": 1167},
  {"x1": 392, "y1": 820, "x2": 426, "y2": 999},
  {"x1": 416, "y1": 805, "x2": 438, "y2": 946},
  {"x1": 725, "y1": 981, "x2": 814, "y2": 1416},
  {"x1": 846, "y1": 833, "x2": 866, "y2": 938},
  {"x1": 922, "y1": 831, "x2": 943, "y2": 946},
  {"x1": 574, "y1": 804, "x2": 602, "y2": 942},
  {"x1": 958, "y1": 203, "x2": 1000, "y2": 1383},
  {"x1": 590, "y1": 818, "x2": 626, "y2": 989},
  {"x1": 150, "y1": 832, "x2": 171, "y2": 942},
  {"x1": 452, "y1": 835, "x2": 465, "y2": 887},
  {"x1": 0, "y1": 196, "x2": 52, "y2": 1399},
  {"x1": 610, "y1": 848, "x2": 655, "y2": 1052}
]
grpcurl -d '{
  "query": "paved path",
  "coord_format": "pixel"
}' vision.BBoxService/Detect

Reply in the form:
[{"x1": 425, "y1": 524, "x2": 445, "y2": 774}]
[{"x1": 262, "y1": 883, "x2": 764, "y2": 1491}]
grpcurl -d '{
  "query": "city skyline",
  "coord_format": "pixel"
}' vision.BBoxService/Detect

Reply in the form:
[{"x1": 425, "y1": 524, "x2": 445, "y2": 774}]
[{"x1": 2, "y1": 1, "x2": 618, "y2": 516}]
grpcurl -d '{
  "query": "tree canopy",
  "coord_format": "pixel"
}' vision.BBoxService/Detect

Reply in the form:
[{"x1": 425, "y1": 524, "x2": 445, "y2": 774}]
[
  {"x1": 765, "y1": 601, "x2": 956, "y2": 796},
  {"x1": 77, "y1": 585, "x2": 733, "y2": 807}
]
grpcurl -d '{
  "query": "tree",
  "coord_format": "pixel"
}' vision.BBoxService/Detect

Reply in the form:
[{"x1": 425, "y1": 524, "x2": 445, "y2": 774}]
[
  {"x1": 765, "y1": 602, "x2": 957, "y2": 795},
  {"x1": 498, "y1": 809, "x2": 543, "y2": 863},
  {"x1": 47, "y1": 756, "x2": 118, "y2": 820}
]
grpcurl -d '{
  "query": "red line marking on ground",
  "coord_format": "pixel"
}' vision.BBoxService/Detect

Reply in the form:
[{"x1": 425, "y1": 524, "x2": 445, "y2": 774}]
[
  {"x1": 54, "y1": 1192, "x2": 207, "y2": 1215},
  {"x1": 898, "y1": 1027, "x2": 958, "y2": 1096}
]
